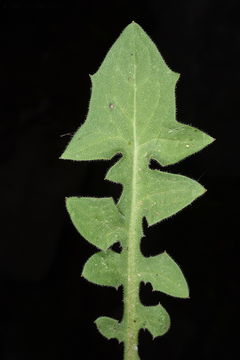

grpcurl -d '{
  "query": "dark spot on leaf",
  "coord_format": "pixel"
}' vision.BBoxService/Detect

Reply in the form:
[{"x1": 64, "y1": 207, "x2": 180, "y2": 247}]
[{"x1": 109, "y1": 103, "x2": 115, "y2": 110}]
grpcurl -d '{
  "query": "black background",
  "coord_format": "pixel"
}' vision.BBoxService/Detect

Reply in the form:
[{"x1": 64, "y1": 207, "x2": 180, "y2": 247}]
[{"x1": 0, "y1": 1, "x2": 238, "y2": 359}]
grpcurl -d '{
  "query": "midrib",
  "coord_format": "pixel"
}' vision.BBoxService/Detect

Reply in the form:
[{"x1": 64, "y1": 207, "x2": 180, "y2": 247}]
[
  {"x1": 124, "y1": 51, "x2": 140, "y2": 358},
  {"x1": 127, "y1": 61, "x2": 138, "y2": 291}
]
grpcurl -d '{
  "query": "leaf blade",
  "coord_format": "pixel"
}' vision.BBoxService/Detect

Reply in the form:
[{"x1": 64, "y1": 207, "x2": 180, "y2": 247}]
[
  {"x1": 66, "y1": 197, "x2": 127, "y2": 250},
  {"x1": 138, "y1": 251, "x2": 189, "y2": 298},
  {"x1": 95, "y1": 317, "x2": 124, "y2": 343},
  {"x1": 60, "y1": 22, "x2": 213, "y2": 164},
  {"x1": 82, "y1": 250, "x2": 125, "y2": 288},
  {"x1": 60, "y1": 22, "x2": 214, "y2": 358},
  {"x1": 137, "y1": 303, "x2": 170, "y2": 338},
  {"x1": 142, "y1": 170, "x2": 206, "y2": 226}
]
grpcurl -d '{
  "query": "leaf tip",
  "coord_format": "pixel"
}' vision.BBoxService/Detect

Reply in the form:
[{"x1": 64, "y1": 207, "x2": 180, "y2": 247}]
[
  {"x1": 130, "y1": 20, "x2": 139, "y2": 26},
  {"x1": 126, "y1": 20, "x2": 143, "y2": 32},
  {"x1": 195, "y1": 182, "x2": 207, "y2": 198},
  {"x1": 209, "y1": 136, "x2": 216, "y2": 145},
  {"x1": 59, "y1": 152, "x2": 67, "y2": 160},
  {"x1": 59, "y1": 149, "x2": 70, "y2": 160},
  {"x1": 173, "y1": 71, "x2": 181, "y2": 82}
]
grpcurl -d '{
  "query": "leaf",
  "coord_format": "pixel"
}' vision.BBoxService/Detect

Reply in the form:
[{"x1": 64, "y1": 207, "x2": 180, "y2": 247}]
[
  {"x1": 66, "y1": 197, "x2": 127, "y2": 250},
  {"x1": 137, "y1": 303, "x2": 170, "y2": 338},
  {"x1": 82, "y1": 250, "x2": 125, "y2": 288},
  {"x1": 141, "y1": 169, "x2": 206, "y2": 226},
  {"x1": 61, "y1": 22, "x2": 214, "y2": 359},
  {"x1": 95, "y1": 304, "x2": 170, "y2": 344},
  {"x1": 95, "y1": 316, "x2": 124, "y2": 343},
  {"x1": 60, "y1": 24, "x2": 213, "y2": 163},
  {"x1": 138, "y1": 251, "x2": 189, "y2": 298}
]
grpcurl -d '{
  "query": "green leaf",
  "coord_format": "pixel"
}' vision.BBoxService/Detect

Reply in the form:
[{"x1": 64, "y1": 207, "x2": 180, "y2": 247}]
[
  {"x1": 137, "y1": 303, "x2": 170, "y2": 338},
  {"x1": 82, "y1": 250, "x2": 125, "y2": 288},
  {"x1": 142, "y1": 170, "x2": 206, "y2": 226},
  {"x1": 60, "y1": 23, "x2": 214, "y2": 163},
  {"x1": 138, "y1": 251, "x2": 189, "y2": 298},
  {"x1": 61, "y1": 22, "x2": 214, "y2": 359},
  {"x1": 66, "y1": 197, "x2": 127, "y2": 250},
  {"x1": 95, "y1": 317, "x2": 124, "y2": 343},
  {"x1": 148, "y1": 123, "x2": 214, "y2": 166}
]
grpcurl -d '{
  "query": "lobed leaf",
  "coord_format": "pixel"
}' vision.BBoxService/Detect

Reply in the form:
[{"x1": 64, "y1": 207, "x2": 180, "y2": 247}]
[
  {"x1": 61, "y1": 22, "x2": 214, "y2": 359},
  {"x1": 60, "y1": 23, "x2": 214, "y2": 164}
]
